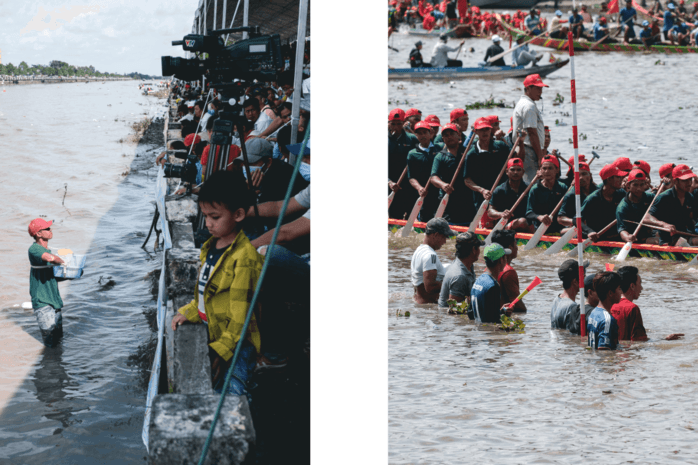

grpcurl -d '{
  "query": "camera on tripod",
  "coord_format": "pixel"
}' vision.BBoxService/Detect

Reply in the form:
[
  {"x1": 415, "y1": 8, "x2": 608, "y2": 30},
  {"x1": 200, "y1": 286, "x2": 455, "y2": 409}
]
[
  {"x1": 161, "y1": 26, "x2": 283, "y2": 87},
  {"x1": 164, "y1": 151, "x2": 198, "y2": 184}
]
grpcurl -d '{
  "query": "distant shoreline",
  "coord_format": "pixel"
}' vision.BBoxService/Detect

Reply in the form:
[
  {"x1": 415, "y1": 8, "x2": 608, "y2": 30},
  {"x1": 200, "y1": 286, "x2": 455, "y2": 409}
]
[{"x1": 1, "y1": 76, "x2": 133, "y2": 86}]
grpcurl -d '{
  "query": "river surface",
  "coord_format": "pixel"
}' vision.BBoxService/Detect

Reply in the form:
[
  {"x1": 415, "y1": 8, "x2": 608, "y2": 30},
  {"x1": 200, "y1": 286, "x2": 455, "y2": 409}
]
[
  {"x1": 389, "y1": 28, "x2": 698, "y2": 463},
  {"x1": 0, "y1": 80, "x2": 167, "y2": 463}
]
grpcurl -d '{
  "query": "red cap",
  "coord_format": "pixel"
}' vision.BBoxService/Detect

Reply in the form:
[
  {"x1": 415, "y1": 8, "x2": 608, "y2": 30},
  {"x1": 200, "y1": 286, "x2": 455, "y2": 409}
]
[
  {"x1": 507, "y1": 158, "x2": 524, "y2": 169},
  {"x1": 633, "y1": 160, "x2": 651, "y2": 175},
  {"x1": 673, "y1": 164, "x2": 696, "y2": 180},
  {"x1": 389, "y1": 108, "x2": 405, "y2": 122},
  {"x1": 627, "y1": 169, "x2": 647, "y2": 182},
  {"x1": 473, "y1": 117, "x2": 493, "y2": 130},
  {"x1": 613, "y1": 157, "x2": 633, "y2": 171},
  {"x1": 425, "y1": 114, "x2": 441, "y2": 127},
  {"x1": 28, "y1": 218, "x2": 52, "y2": 237},
  {"x1": 523, "y1": 74, "x2": 549, "y2": 87},
  {"x1": 541, "y1": 154, "x2": 559, "y2": 169},
  {"x1": 405, "y1": 108, "x2": 422, "y2": 118},
  {"x1": 544, "y1": 125, "x2": 550, "y2": 132},
  {"x1": 659, "y1": 162, "x2": 676, "y2": 179},
  {"x1": 566, "y1": 154, "x2": 587, "y2": 167},
  {"x1": 599, "y1": 164, "x2": 628, "y2": 181},
  {"x1": 442, "y1": 123, "x2": 460, "y2": 133},
  {"x1": 184, "y1": 134, "x2": 202, "y2": 147},
  {"x1": 414, "y1": 121, "x2": 432, "y2": 131},
  {"x1": 450, "y1": 108, "x2": 467, "y2": 122},
  {"x1": 599, "y1": 16, "x2": 607, "y2": 23},
  {"x1": 579, "y1": 162, "x2": 591, "y2": 172},
  {"x1": 485, "y1": 115, "x2": 500, "y2": 125}
]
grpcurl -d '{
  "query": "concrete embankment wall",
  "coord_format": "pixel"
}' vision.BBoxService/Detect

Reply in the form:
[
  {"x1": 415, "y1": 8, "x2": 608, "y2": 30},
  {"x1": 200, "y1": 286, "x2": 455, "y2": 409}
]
[
  {"x1": 1, "y1": 76, "x2": 133, "y2": 85},
  {"x1": 146, "y1": 100, "x2": 256, "y2": 465}
]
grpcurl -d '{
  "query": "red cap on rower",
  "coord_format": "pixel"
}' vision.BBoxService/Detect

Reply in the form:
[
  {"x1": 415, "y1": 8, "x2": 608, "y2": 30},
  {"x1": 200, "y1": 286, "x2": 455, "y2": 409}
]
[
  {"x1": 425, "y1": 114, "x2": 441, "y2": 127},
  {"x1": 450, "y1": 108, "x2": 467, "y2": 122},
  {"x1": 579, "y1": 162, "x2": 591, "y2": 172},
  {"x1": 389, "y1": 108, "x2": 405, "y2": 122},
  {"x1": 633, "y1": 160, "x2": 651, "y2": 175},
  {"x1": 473, "y1": 117, "x2": 493, "y2": 130},
  {"x1": 523, "y1": 74, "x2": 549, "y2": 87},
  {"x1": 441, "y1": 123, "x2": 460, "y2": 133},
  {"x1": 541, "y1": 154, "x2": 559, "y2": 169},
  {"x1": 414, "y1": 121, "x2": 432, "y2": 131},
  {"x1": 28, "y1": 218, "x2": 52, "y2": 237},
  {"x1": 673, "y1": 164, "x2": 696, "y2": 180},
  {"x1": 405, "y1": 108, "x2": 422, "y2": 118},
  {"x1": 627, "y1": 169, "x2": 647, "y2": 182},
  {"x1": 184, "y1": 134, "x2": 201, "y2": 147},
  {"x1": 507, "y1": 158, "x2": 524, "y2": 169},
  {"x1": 613, "y1": 156, "x2": 633, "y2": 171},
  {"x1": 599, "y1": 164, "x2": 628, "y2": 181},
  {"x1": 659, "y1": 162, "x2": 676, "y2": 178},
  {"x1": 485, "y1": 115, "x2": 500, "y2": 125}
]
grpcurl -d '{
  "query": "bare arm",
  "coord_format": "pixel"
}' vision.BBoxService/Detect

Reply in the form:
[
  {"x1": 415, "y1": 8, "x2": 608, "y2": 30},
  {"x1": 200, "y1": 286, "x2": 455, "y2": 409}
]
[
  {"x1": 464, "y1": 177, "x2": 492, "y2": 200},
  {"x1": 422, "y1": 269, "x2": 441, "y2": 294},
  {"x1": 41, "y1": 252, "x2": 64, "y2": 265},
  {"x1": 258, "y1": 116, "x2": 286, "y2": 138},
  {"x1": 246, "y1": 197, "x2": 306, "y2": 218},
  {"x1": 250, "y1": 216, "x2": 310, "y2": 249}
]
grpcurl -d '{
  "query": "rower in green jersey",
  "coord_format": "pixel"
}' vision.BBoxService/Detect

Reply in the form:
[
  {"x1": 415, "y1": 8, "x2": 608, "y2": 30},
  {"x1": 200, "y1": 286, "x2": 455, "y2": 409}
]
[
  {"x1": 581, "y1": 164, "x2": 627, "y2": 242},
  {"x1": 525, "y1": 154, "x2": 568, "y2": 234},
  {"x1": 433, "y1": 108, "x2": 469, "y2": 147},
  {"x1": 488, "y1": 158, "x2": 533, "y2": 232},
  {"x1": 616, "y1": 169, "x2": 659, "y2": 244},
  {"x1": 557, "y1": 161, "x2": 598, "y2": 236},
  {"x1": 648, "y1": 164, "x2": 698, "y2": 246},
  {"x1": 463, "y1": 117, "x2": 510, "y2": 211},
  {"x1": 389, "y1": 108, "x2": 419, "y2": 220},
  {"x1": 407, "y1": 121, "x2": 442, "y2": 222}
]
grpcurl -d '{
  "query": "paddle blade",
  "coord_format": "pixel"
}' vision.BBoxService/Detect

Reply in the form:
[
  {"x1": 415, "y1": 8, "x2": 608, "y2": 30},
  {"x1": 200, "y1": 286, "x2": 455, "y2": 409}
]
[
  {"x1": 615, "y1": 241, "x2": 632, "y2": 261},
  {"x1": 524, "y1": 222, "x2": 549, "y2": 251},
  {"x1": 401, "y1": 197, "x2": 423, "y2": 238},
  {"x1": 388, "y1": 191, "x2": 395, "y2": 209},
  {"x1": 605, "y1": 263, "x2": 615, "y2": 271},
  {"x1": 543, "y1": 228, "x2": 576, "y2": 255},
  {"x1": 484, "y1": 218, "x2": 506, "y2": 245},
  {"x1": 567, "y1": 238, "x2": 591, "y2": 257},
  {"x1": 434, "y1": 194, "x2": 449, "y2": 219},
  {"x1": 468, "y1": 200, "x2": 488, "y2": 232},
  {"x1": 688, "y1": 253, "x2": 698, "y2": 266},
  {"x1": 527, "y1": 276, "x2": 542, "y2": 290}
]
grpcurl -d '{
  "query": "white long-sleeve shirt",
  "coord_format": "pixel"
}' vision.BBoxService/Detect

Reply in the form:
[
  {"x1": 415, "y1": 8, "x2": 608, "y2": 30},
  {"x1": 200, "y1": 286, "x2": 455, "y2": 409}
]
[{"x1": 430, "y1": 42, "x2": 459, "y2": 68}]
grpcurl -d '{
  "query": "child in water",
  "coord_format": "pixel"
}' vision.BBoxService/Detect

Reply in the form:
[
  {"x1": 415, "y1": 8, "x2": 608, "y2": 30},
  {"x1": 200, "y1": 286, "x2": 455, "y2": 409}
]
[
  {"x1": 28, "y1": 218, "x2": 66, "y2": 347},
  {"x1": 171, "y1": 170, "x2": 263, "y2": 398}
]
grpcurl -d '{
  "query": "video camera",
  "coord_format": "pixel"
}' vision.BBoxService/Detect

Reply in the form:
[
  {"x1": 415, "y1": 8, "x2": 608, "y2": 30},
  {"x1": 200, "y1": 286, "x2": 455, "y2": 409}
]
[
  {"x1": 164, "y1": 150, "x2": 198, "y2": 185},
  {"x1": 161, "y1": 26, "x2": 283, "y2": 92}
]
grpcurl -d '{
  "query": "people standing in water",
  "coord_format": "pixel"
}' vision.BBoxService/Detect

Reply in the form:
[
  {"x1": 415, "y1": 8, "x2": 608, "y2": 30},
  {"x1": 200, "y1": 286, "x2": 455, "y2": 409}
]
[
  {"x1": 410, "y1": 218, "x2": 456, "y2": 304},
  {"x1": 28, "y1": 218, "x2": 66, "y2": 347}
]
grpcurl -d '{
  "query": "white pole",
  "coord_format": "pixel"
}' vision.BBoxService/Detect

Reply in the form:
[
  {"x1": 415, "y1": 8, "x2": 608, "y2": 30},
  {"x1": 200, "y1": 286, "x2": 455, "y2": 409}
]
[
  {"x1": 289, "y1": 0, "x2": 309, "y2": 165},
  {"x1": 213, "y1": 0, "x2": 217, "y2": 30},
  {"x1": 242, "y1": 0, "x2": 249, "y2": 39},
  {"x1": 203, "y1": 0, "x2": 208, "y2": 34},
  {"x1": 225, "y1": 0, "x2": 242, "y2": 46},
  {"x1": 221, "y1": 0, "x2": 227, "y2": 32}
]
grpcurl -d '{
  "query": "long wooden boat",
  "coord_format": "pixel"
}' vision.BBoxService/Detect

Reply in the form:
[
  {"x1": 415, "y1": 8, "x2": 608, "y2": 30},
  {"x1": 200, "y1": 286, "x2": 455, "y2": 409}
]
[
  {"x1": 389, "y1": 58, "x2": 569, "y2": 80},
  {"x1": 389, "y1": 218, "x2": 698, "y2": 262},
  {"x1": 497, "y1": 14, "x2": 698, "y2": 54}
]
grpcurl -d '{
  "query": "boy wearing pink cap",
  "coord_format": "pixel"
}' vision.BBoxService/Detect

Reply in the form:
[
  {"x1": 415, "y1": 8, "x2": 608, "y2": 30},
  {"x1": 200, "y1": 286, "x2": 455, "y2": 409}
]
[{"x1": 27, "y1": 218, "x2": 66, "y2": 347}]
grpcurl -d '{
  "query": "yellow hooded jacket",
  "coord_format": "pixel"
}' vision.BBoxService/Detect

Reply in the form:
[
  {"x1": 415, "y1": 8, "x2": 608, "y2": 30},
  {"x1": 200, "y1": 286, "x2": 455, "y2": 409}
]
[{"x1": 178, "y1": 230, "x2": 263, "y2": 361}]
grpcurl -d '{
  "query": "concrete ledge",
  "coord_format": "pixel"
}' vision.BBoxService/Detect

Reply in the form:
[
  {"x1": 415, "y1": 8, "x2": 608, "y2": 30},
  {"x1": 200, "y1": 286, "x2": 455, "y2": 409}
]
[
  {"x1": 172, "y1": 323, "x2": 212, "y2": 395},
  {"x1": 148, "y1": 394, "x2": 255, "y2": 465},
  {"x1": 165, "y1": 195, "x2": 198, "y2": 223},
  {"x1": 166, "y1": 246, "x2": 199, "y2": 313}
]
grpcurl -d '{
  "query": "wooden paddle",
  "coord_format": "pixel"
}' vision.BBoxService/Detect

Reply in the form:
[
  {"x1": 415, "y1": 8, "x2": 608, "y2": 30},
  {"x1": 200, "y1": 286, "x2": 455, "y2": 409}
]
[
  {"x1": 487, "y1": 23, "x2": 563, "y2": 63},
  {"x1": 484, "y1": 173, "x2": 540, "y2": 245},
  {"x1": 567, "y1": 219, "x2": 618, "y2": 257},
  {"x1": 467, "y1": 132, "x2": 524, "y2": 232},
  {"x1": 523, "y1": 181, "x2": 575, "y2": 251},
  {"x1": 624, "y1": 220, "x2": 698, "y2": 238},
  {"x1": 434, "y1": 130, "x2": 475, "y2": 219},
  {"x1": 401, "y1": 178, "x2": 432, "y2": 238},
  {"x1": 388, "y1": 166, "x2": 409, "y2": 210},
  {"x1": 616, "y1": 180, "x2": 668, "y2": 261}
]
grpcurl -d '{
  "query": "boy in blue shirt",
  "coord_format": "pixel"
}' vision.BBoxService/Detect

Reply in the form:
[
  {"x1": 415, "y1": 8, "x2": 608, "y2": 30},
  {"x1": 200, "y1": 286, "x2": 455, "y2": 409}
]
[
  {"x1": 587, "y1": 271, "x2": 622, "y2": 350},
  {"x1": 619, "y1": 0, "x2": 637, "y2": 44},
  {"x1": 470, "y1": 244, "x2": 512, "y2": 323}
]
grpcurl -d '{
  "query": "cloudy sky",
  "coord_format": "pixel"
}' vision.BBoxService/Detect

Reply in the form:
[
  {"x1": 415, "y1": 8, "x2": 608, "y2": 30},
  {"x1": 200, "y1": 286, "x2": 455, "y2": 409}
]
[{"x1": 0, "y1": 0, "x2": 198, "y2": 76}]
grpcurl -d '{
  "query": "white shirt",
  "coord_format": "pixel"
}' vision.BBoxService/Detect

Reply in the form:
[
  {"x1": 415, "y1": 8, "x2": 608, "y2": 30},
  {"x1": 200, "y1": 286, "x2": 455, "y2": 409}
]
[
  {"x1": 295, "y1": 184, "x2": 311, "y2": 220},
  {"x1": 254, "y1": 111, "x2": 274, "y2": 133},
  {"x1": 512, "y1": 94, "x2": 545, "y2": 148},
  {"x1": 430, "y1": 42, "x2": 459, "y2": 68},
  {"x1": 411, "y1": 244, "x2": 445, "y2": 287}
]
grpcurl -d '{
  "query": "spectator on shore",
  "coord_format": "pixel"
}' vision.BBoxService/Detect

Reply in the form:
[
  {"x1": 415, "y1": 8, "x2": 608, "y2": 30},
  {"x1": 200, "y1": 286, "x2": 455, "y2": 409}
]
[{"x1": 244, "y1": 98, "x2": 274, "y2": 134}]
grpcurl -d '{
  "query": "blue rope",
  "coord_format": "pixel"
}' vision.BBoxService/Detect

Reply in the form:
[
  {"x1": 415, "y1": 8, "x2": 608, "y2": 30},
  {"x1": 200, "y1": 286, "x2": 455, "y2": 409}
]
[{"x1": 197, "y1": 127, "x2": 310, "y2": 465}]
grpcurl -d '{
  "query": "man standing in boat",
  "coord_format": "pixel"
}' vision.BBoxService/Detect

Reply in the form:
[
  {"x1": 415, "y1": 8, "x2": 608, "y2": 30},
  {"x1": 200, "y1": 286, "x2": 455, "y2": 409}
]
[
  {"x1": 430, "y1": 34, "x2": 465, "y2": 68},
  {"x1": 512, "y1": 74, "x2": 548, "y2": 183}
]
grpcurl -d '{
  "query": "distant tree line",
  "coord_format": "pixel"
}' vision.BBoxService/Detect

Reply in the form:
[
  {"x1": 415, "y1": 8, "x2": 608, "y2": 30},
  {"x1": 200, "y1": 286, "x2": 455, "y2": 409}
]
[{"x1": 0, "y1": 60, "x2": 126, "y2": 78}]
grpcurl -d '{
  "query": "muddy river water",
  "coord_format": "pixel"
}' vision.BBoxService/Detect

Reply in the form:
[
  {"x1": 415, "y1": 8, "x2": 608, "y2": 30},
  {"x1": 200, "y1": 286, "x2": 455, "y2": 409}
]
[{"x1": 389, "y1": 28, "x2": 698, "y2": 463}]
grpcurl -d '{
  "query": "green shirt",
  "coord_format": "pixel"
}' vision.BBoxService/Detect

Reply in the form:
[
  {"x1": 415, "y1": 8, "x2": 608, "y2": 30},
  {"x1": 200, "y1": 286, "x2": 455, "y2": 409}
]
[
  {"x1": 526, "y1": 180, "x2": 569, "y2": 233},
  {"x1": 430, "y1": 145, "x2": 475, "y2": 224},
  {"x1": 649, "y1": 187, "x2": 695, "y2": 244},
  {"x1": 28, "y1": 243, "x2": 63, "y2": 310},
  {"x1": 463, "y1": 139, "x2": 510, "y2": 209},
  {"x1": 616, "y1": 191, "x2": 655, "y2": 240}
]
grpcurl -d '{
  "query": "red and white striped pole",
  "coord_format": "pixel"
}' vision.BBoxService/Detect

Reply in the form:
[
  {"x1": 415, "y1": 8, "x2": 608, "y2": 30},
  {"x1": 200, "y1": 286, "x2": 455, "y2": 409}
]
[{"x1": 568, "y1": 32, "x2": 586, "y2": 338}]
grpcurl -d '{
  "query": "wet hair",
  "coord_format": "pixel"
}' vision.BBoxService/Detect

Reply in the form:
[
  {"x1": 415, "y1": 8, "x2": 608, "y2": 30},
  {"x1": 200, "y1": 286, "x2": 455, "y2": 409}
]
[
  {"x1": 617, "y1": 266, "x2": 639, "y2": 293},
  {"x1": 593, "y1": 271, "x2": 622, "y2": 302},
  {"x1": 206, "y1": 114, "x2": 218, "y2": 132},
  {"x1": 197, "y1": 170, "x2": 253, "y2": 214},
  {"x1": 491, "y1": 229, "x2": 516, "y2": 249},
  {"x1": 243, "y1": 98, "x2": 260, "y2": 110},
  {"x1": 455, "y1": 241, "x2": 475, "y2": 259}
]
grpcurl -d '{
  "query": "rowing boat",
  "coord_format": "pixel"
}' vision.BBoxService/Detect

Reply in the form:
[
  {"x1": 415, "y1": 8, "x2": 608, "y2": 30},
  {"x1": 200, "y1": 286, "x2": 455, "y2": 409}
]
[
  {"x1": 497, "y1": 14, "x2": 698, "y2": 53},
  {"x1": 389, "y1": 59, "x2": 569, "y2": 80},
  {"x1": 389, "y1": 218, "x2": 698, "y2": 262}
]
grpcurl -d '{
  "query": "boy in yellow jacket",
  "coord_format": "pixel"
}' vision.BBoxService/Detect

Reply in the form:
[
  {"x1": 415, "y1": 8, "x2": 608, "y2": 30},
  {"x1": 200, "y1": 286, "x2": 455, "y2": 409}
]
[{"x1": 171, "y1": 170, "x2": 264, "y2": 396}]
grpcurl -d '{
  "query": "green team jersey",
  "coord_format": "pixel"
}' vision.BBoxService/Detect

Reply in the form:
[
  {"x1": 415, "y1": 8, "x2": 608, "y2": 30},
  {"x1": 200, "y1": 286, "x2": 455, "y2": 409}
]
[{"x1": 28, "y1": 243, "x2": 63, "y2": 310}]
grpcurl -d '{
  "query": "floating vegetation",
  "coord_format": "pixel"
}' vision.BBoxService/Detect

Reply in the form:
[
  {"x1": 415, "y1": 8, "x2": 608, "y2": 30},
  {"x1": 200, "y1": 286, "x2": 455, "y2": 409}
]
[
  {"x1": 497, "y1": 315, "x2": 526, "y2": 332},
  {"x1": 465, "y1": 94, "x2": 512, "y2": 110},
  {"x1": 552, "y1": 93, "x2": 565, "y2": 106},
  {"x1": 447, "y1": 299, "x2": 470, "y2": 315}
]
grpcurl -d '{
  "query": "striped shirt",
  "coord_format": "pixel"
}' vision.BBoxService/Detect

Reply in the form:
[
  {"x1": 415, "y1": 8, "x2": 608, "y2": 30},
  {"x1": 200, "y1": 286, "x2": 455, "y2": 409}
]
[{"x1": 587, "y1": 307, "x2": 619, "y2": 350}]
